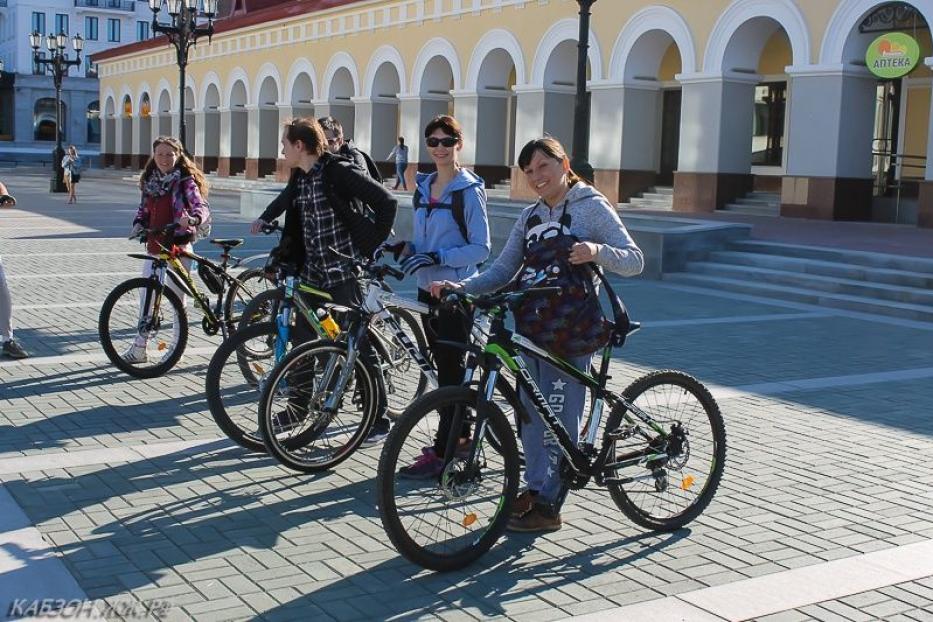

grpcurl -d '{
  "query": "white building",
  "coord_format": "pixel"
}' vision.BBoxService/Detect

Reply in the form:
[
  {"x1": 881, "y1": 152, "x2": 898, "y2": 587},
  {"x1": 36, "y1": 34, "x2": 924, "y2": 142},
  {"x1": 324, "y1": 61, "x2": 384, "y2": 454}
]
[{"x1": 0, "y1": 0, "x2": 154, "y2": 164}]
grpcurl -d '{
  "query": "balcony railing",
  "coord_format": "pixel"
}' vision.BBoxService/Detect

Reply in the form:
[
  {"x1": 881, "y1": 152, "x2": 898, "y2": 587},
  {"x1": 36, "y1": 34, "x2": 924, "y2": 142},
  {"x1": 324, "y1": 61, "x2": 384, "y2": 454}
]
[{"x1": 74, "y1": 0, "x2": 136, "y2": 11}]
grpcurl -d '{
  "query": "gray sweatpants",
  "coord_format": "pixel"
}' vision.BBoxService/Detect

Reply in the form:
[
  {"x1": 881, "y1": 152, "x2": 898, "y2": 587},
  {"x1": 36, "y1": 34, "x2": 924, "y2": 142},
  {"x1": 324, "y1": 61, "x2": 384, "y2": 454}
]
[
  {"x1": 518, "y1": 353, "x2": 591, "y2": 504},
  {"x1": 0, "y1": 256, "x2": 12, "y2": 342}
]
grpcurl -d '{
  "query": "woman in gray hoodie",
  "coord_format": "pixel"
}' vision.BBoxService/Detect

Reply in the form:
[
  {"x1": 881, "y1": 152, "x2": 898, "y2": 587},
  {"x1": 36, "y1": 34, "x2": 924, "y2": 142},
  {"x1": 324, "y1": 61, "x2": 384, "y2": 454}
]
[{"x1": 430, "y1": 136, "x2": 644, "y2": 533}]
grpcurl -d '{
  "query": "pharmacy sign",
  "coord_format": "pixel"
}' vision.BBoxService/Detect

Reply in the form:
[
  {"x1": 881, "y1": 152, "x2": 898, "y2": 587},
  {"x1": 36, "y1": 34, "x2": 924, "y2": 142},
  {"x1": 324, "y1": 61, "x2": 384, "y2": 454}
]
[{"x1": 866, "y1": 32, "x2": 920, "y2": 79}]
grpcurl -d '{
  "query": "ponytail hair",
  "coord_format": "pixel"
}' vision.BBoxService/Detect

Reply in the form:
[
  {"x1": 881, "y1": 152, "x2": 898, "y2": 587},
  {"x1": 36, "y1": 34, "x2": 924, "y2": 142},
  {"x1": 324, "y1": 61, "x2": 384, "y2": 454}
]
[
  {"x1": 140, "y1": 136, "x2": 209, "y2": 198},
  {"x1": 517, "y1": 136, "x2": 584, "y2": 188}
]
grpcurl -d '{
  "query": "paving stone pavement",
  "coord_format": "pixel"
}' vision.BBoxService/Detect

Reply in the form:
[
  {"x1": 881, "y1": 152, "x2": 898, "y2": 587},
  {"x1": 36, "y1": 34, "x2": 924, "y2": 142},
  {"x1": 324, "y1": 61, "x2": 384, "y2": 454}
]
[{"x1": 1, "y1": 170, "x2": 932, "y2": 621}]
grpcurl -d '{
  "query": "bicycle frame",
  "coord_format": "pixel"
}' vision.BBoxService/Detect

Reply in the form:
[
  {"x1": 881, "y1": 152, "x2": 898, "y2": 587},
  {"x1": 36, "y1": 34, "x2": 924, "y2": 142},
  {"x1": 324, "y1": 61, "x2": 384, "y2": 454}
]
[{"x1": 470, "y1": 316, "x2": 668, "y2": 488}]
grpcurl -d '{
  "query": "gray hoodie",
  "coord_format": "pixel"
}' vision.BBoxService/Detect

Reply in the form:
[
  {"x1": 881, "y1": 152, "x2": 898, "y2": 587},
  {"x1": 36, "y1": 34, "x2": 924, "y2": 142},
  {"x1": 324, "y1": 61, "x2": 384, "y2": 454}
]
[{"x1": 461, "y1": 182, "x2": 644, "y2": 294}]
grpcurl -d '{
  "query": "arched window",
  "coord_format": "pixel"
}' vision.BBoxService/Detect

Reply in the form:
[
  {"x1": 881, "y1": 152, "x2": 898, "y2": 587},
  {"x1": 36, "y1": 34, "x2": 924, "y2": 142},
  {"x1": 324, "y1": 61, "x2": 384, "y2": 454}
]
[
  {"x1": 34, "y1": 97, "x2": 66, "y2": 141},
  {"x1": 87, "y1": 100, "x2": 100, "y2": 143}
]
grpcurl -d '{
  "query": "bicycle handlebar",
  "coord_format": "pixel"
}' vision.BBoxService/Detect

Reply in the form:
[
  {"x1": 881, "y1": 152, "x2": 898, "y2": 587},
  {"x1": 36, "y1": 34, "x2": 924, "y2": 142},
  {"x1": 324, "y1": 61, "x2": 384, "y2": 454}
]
[
  {"x1": 259, "y1": 220, "x2": 281, "y2": 235},
  {"x1": 440, "y1": 286, "x2": 564, "y2": 312},
  {"x1": 325, "y1": 246, "x2": 405, "y2": 282},
  {"x1": 130, "y1": 222, "x2": 179, "y2": 242}
]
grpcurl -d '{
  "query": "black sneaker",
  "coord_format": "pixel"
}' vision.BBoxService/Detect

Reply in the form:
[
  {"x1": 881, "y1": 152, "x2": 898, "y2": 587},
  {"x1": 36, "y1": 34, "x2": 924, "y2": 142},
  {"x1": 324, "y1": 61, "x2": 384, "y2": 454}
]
[
  {"x1": 2, "y1": 340, "x2": 28, "y2": 359},
  {"x1": 271, "y1": 409, "x2": 307, "y2": 432}
]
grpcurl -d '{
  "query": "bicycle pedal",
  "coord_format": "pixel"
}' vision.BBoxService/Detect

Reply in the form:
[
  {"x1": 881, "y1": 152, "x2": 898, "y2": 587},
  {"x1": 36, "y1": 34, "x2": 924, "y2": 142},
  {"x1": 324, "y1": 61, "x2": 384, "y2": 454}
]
[{"x1": 606, "y1": 425, "x2": 634, "y2": 440}]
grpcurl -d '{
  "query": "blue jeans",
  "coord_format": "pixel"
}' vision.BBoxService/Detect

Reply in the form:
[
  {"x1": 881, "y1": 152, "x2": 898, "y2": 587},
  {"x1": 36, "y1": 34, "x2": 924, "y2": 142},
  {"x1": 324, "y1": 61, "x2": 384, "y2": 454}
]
[
  {"x1": 518, "y1": 353, "x2": 591, "y2": 504},
  {"x1": 394, "y1": 162, "x2": 407, "y2": 189}
]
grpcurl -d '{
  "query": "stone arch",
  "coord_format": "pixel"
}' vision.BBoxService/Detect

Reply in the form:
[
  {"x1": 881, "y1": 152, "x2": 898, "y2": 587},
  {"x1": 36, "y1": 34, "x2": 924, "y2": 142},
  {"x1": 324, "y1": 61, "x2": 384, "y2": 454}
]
[
  {"x1": 469, "y1": 39, "x2": 523, "y2": 170},
  {"x1": 285, "y1": 58, "x2": 318, "y2": 107},
  {"x1": 530, "y1": 18, "x2": 603, "y2": 88},
  {"x1": 609, "y1": 6, "x2": 698, "y2": 81},
  {"x1": 103, "y1": 93, "x2": 116, "y2": 161},
  {"x1": 820, "y1": 0, "x2": 933, "y2": 65},
  {"x1": 156, "y1": 86, "x2": 172, "y2": 137},
  {"x1": 252, "y1": 63, "x2": 283, "y2": 106},
  {"x1": 411, "y1": 38, "x2": 462, "y2": 94},
  {"x1": 224, "y1": 68, "x2": 251, "y2": 107},
  {"x1": 703, "y1": 0, "x2": 811, "y2": 74},
  {"x1": 198, "y1": 72, "x2": 222, "y2": 111},
  {"x1": 465, "y1": 29, "x2": 526, "y2": 92},
  {"x1": 322, "y1": 52, "x2": 360, "y2": 101},
  {"x1": 363, "y1": 45, "x2": 406, "y2": 98}
]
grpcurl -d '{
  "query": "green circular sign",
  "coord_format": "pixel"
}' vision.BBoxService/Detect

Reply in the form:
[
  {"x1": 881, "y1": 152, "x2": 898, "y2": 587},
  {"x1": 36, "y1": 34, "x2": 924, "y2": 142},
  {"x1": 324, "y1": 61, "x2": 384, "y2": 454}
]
[{"x1": 866, "y1": 32, "x2": 921, "y2": 79}]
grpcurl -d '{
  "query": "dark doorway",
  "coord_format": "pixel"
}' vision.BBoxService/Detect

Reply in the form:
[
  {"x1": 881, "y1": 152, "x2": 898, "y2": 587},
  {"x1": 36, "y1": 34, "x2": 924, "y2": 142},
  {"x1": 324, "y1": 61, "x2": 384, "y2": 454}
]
[
  {"x1": 658, "y1": 88, "x2": 681, "y2": 186},
  {"x1": 751, "y1": 82, "x2": 787, "y2": 167}
]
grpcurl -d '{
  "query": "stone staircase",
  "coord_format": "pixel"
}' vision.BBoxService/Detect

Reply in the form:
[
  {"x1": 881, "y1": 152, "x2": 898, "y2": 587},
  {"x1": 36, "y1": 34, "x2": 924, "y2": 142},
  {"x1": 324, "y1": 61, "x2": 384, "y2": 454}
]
[
  {"x1": 721, "y1": 191, "x2": 781, "y2": 216},
  {"x1": 619, "y1": 186, "x2": 674, "y2": 210},
  {"x1": 664, "y1": 239, "x2": 933, "y2": 322}
]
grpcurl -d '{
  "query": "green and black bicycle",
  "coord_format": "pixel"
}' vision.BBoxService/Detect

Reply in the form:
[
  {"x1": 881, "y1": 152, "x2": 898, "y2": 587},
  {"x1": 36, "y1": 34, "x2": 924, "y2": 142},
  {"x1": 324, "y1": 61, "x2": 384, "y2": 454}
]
[{"x1": 377, "y1": 286, "x2": 726, "y2": 571}]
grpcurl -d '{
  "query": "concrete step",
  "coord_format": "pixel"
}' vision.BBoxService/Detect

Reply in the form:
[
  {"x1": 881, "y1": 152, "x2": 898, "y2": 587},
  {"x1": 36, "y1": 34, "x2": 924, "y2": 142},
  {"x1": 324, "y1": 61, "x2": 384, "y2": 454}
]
[
  {"x1": 735, "y1": 197, "x2": 780, "y2": 207},
  {"x1": 650, "y1": 186, "x2": 674, "y2": 196},
  {"x1": 641, "y1": 192, "x2": 674, "y2": 202},
  {"x1": 730, "y1": 240, "x2": 933, "y2": 274},
  {"x1": 706, "y1": 250, "x2": 933, "y2": 289},
  {"x1": 685, "y1": 262, "x2": 933, "y2": 306},
  {"x1": 663, "y1": 272, "x2": 933, "y2": 322},
  {"x1": 722, "y1": 203, "x2": 780, "y2": 216},
  {"x1": 629, "y1": 197, "x2": 674, "y2": 210}
]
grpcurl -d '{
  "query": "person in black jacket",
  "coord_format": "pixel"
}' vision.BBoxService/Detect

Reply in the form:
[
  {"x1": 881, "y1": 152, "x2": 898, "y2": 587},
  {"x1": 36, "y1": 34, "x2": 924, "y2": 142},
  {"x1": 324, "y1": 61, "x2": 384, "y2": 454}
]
[
  {"x1": 318, "y1": 116, "x2": 382, "y2": 183},
  {"x1": 251, "y1": 117, "x2": 398, "y2": 445}
]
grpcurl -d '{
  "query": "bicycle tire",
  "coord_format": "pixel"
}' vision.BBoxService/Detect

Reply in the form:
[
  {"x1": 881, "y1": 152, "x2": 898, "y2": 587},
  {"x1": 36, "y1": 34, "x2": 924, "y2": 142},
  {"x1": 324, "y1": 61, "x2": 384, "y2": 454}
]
[
  {"x1": 606, "y1": 370, "x2": 726, "y2": 532},
  {"x1": 258, "y1": 340, "x2": 378, "y2": 472},
  {"x1": 205, "y1": 322, "x2": 281, "y2": 452},
  {"x1": 224, "y1": 267, "x2": 275, "y2": 331},
  {"x1": 370, "y1": 306, "x2": 430, "y2": 418},
  {"x1": 377, "y1": 386, "x2": 520, "y2": 572},
  {"x1": 98, "y1": 277, "x2": 188, "y2": 379}
]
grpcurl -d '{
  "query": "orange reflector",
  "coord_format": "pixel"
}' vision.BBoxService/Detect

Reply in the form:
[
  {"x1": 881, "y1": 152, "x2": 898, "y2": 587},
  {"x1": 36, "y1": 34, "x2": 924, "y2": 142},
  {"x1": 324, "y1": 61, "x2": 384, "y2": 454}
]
[
  {"x1": 462, "y1": 513, "x2": 477, "y2": 527},
  {"x1": 681, "y1": 475, "x2": 695, "y2": 491},
  {"x1": 252, "y1": 363, "x2": 265, "y2": 374},
  {"x1": 157, "y1": 341, "x2": 167, "y2": 351}
]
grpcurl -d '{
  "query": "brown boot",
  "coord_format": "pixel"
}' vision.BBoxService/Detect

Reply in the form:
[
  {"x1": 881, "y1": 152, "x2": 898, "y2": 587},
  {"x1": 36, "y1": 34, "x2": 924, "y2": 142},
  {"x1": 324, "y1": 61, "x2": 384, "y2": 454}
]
[
  {"x1": 506, "y1": 504, "x2": 562, "y2": 533},
  {"x1": 511, "y1": 490, "x2": 537, "y2": 518}
]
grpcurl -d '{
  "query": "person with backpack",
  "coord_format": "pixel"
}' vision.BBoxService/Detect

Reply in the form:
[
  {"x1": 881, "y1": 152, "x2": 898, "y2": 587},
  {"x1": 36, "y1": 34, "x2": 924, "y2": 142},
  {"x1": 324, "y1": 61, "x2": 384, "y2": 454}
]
[
  {"x1": 429, "y1": 136, "x2": 644, "y2": 532},
  {"x1": 62, "y1": 145, "x2": 83, "y2": 204},
  {"x1": 252, "y1": 117, "x2": 398, "y2": 445},
  {"x1": 318, "y1": 116, "x2": 383, "y2": 183},
  {"x1": 387, "y1": 137, "x2": 409, "y2": 190},
  {"x1": 0, "y1": 180, "x2": 28, "y2": 359},
  {"x1": 125, "y1": 136, "x2": 211, "y2": 364},
  {"x1": 390, "y1": 115, "x2": 490, "y2": 478}
]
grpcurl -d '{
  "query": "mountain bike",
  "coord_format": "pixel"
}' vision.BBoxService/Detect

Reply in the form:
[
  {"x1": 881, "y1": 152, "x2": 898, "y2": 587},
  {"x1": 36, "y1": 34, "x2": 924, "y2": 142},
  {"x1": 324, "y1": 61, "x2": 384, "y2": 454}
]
[
  {"x1": 98, "y1": 223, "x2": 266, "y2": 378},
  {"x1": 376, "y1": 287, "x2": 726, "y2": 571},
  {"x1": 205, "y1": 255, "x2": 428, "y2": 454}
]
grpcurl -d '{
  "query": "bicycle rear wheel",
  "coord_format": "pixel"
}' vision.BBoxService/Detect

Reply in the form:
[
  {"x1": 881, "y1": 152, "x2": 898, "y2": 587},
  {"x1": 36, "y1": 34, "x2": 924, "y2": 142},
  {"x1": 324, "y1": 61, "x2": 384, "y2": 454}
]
[
  {"x1": 258, "y1": 341, "x2": 377, "y2": 472},
  {"x1": 224, "y1": 267, "x2": 276, "y2": 330},
  {"x1": 377, "y1": 386, "x2": 520, "y2": 571},
  {"x1": 237, "y1": 287, "x2": 282, "y2": 332},
  {"x1": 205, "y1": 322, "x2": 282, "y2": 452},
  {"x1": 98, "y1": 277, "x2": 188, "y2": 379},
  {"x1": 606, "y1": 370, "x2": 725, "y2": 532}
]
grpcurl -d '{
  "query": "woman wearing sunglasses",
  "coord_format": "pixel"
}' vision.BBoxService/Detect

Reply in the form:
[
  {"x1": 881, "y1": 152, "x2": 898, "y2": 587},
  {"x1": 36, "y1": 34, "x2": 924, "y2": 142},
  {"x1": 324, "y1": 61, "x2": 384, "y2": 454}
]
[{"x1": 392, "y1": 115, "x2": 491, "y2": 478}]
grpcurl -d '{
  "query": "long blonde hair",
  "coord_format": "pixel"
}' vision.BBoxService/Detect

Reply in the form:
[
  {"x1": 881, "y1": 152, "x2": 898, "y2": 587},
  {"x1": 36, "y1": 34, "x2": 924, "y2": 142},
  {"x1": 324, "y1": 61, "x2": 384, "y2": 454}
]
[{"x1": 140, "y1": 136, "x2": 209, "y2": 197}]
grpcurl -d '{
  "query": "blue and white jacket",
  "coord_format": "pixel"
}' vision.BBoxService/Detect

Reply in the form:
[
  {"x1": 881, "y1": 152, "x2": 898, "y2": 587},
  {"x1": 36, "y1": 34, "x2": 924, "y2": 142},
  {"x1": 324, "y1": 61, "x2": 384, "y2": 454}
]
[{"x1": 410, "y1": 168, "x2": 491, "y2": 291}]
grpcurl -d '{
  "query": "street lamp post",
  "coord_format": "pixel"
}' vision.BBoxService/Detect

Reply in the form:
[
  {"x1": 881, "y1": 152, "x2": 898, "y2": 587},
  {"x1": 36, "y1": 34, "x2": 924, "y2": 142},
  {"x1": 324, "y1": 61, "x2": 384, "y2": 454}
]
[
  {"x1": 29, "y1": 31, "x2": 83, "y2": 193},
  {"x1": 148, "y1": 0, "x2": 218, "y2": 154},
  {"x1": 570, "y1": 0, "x2": 596, "y2": 184}
]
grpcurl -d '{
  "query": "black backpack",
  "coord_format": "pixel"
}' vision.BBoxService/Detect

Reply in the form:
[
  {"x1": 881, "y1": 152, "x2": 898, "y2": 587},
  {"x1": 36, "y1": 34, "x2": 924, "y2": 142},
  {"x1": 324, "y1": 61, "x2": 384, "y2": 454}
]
[
  {"x1": 320, "y1": 153, "x2": 395, "y2": 257},
  {"x1": 412, "y1": 187, "x2": 469, "y2": 243}
]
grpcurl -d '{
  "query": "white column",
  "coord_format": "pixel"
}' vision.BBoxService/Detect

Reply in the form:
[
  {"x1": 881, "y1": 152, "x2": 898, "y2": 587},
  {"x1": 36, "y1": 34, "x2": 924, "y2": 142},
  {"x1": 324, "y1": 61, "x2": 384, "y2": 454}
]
[
  {"x1": 351, "y1": 96, "x2": 374, "y2": 154},
  {"x1": 218, "y1": 108, "x2": 232, "y2": 159},
  {"x1": 245, "y1": 105, "x2": 261, "y2": 161},
  {"x1": 677, "y1": 73, "x2": 759, "y2": 175},
  {"x1": 511, "y1": 86, "x2": 546, "y2": 149},
  {"x1": 398, "y1": 95, "x2": 423, "y2": 164},
  {"x1": 451, "y1": 90, "x2": 480, "y2": 166},
  {"x1": 193, "y1": 108, "x2": 208, "y2": 160},
  {"x1": 588, "y1": 83, "x2": 625, "y2": 172}
]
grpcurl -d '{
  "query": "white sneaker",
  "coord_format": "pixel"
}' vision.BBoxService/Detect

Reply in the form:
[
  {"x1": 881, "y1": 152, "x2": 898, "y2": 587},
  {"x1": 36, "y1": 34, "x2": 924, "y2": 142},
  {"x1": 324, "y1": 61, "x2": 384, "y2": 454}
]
[{"x1": 123, "y1": 345, "x2": 149, "y2": 364}]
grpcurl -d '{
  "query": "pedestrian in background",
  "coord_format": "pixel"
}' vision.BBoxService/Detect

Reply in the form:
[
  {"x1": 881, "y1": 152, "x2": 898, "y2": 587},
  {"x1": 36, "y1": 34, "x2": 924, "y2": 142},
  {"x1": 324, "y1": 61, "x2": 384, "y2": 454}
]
[
  {"x1": 387, "y1": 137, "x2": 409, "y2": 190},
  {"x1": 0, "y1": 180, "x2": 29, "y2": 359},
  {"x1": 62, "y1": 145, "x2": 83, "y2": 204}
]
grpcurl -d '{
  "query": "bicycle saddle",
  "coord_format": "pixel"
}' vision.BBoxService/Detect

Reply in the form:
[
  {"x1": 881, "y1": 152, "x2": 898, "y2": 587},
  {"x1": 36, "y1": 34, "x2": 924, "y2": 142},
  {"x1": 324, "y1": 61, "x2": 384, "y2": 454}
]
[{"x1": 209, "y1": 238, "x2": 244, "y2": 248}]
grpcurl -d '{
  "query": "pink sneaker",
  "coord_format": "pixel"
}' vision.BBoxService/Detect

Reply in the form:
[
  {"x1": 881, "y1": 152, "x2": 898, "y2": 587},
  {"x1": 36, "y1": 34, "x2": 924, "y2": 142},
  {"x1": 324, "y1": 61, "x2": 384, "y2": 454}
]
[{"x1": 398, "y1": 448, "x2": 444, "y2": 480}]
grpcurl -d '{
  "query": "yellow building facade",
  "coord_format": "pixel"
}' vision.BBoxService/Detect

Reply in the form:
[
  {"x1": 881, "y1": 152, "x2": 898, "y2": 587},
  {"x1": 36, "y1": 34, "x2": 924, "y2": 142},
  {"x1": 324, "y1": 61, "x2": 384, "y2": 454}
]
[{"x1": 93, "y1": 0, "x2": 933, "y2": 225}]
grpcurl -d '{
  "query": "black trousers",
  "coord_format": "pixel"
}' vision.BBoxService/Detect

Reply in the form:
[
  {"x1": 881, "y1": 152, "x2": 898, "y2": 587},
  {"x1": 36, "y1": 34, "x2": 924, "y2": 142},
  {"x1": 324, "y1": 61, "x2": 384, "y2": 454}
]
[
  {"x1": 418, "y1": 289, "x2": 472, "y2": 455},
  {"x1": 290, "y1": 280, "x2": 388, "y2": 426}
]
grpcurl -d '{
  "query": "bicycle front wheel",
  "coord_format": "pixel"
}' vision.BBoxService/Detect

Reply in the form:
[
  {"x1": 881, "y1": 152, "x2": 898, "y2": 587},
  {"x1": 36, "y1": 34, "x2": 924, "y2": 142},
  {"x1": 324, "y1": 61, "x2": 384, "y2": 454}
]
[
  {"x1": 370, "y1": 307, "x2": 430, "y2": 418},
  {"x1": 606, "y1": 370, "x2": 726, "y2": 532},
  {"x1": 377, "y1": 386, "x2": 520, "y2": 572},
  {"x1": 98, "y1": 277, "x2": 188, "y2": 379},
  {"x1": 258, "y1": 342, "x2": 377, "y2": 472},
  {"x1": 205, "y1": 322, "x2": 283, "y2": 452}
]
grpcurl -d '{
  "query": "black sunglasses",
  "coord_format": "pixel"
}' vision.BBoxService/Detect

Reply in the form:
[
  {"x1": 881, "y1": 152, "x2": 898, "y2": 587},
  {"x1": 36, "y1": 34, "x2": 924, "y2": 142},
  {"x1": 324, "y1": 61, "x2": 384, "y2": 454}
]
[{"x1": 426, "y1": 136, "x2": 458, "y2": 148}]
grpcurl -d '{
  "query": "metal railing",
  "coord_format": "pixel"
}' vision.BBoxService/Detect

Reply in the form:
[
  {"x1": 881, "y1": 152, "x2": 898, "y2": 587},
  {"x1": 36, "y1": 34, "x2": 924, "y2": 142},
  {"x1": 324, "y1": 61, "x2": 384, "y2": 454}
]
[
  {"x1": 74, "y1": 0, "x2": 136, "y2": 11},
  {"x1": 872, "y1": 148, "x2": 927, "y2": 222}
]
